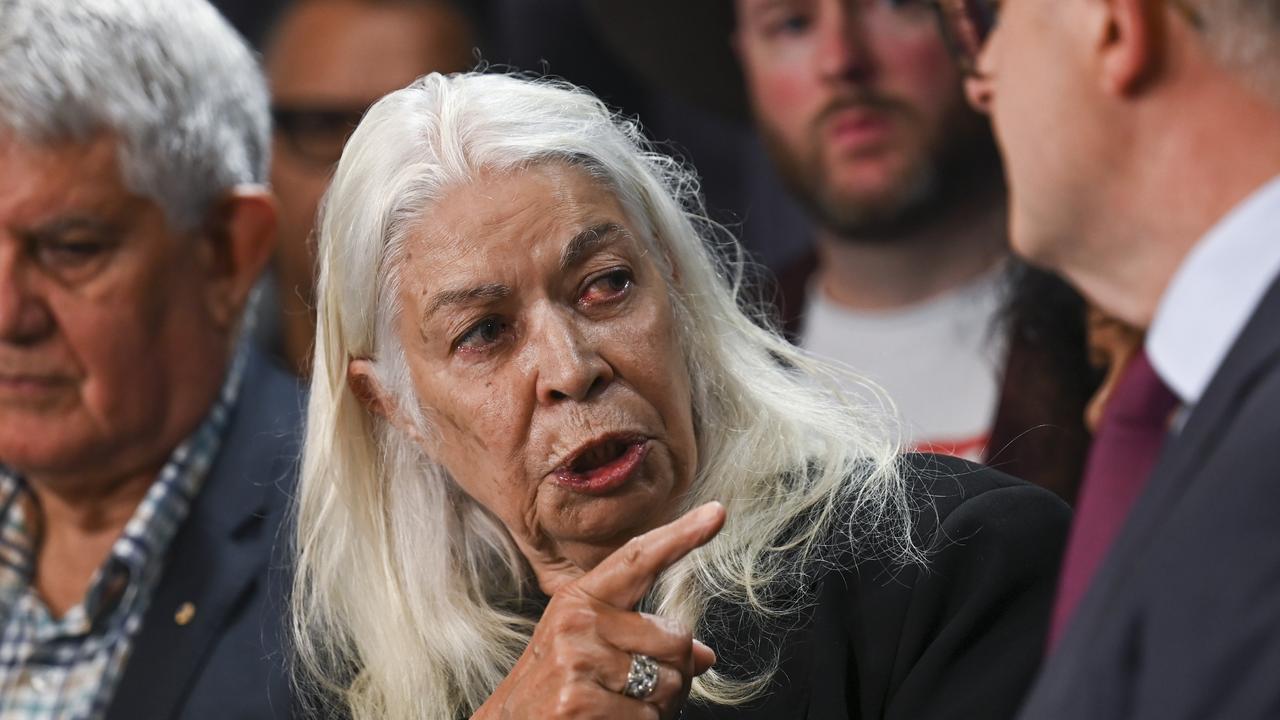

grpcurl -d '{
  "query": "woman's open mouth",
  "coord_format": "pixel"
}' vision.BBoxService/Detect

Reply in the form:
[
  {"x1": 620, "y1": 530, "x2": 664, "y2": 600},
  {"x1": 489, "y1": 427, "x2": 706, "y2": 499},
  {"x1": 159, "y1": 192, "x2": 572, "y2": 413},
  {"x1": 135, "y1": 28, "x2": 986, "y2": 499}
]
[{"x1": 553, "y1": 435, "x2": 651, "y2": 495}]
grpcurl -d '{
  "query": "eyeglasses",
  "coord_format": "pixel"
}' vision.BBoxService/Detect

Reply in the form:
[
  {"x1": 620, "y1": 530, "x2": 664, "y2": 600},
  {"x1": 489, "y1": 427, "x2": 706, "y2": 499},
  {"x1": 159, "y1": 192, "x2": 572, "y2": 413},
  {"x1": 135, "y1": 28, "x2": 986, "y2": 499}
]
[
  {"x1": 271, "y1": 105, "x2": 367, "y2": 168},
  {"x1": 931, "y1": 0, "x2": 1205, "y2": 77},
  {"x1": 931, "y1": 0, "x2": 998, "y2": 77}
]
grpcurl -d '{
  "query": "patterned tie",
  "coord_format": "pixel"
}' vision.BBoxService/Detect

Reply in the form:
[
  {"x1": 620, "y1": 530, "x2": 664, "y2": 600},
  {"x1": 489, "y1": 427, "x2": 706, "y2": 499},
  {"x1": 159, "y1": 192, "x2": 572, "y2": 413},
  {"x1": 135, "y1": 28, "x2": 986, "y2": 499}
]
[{"x1": 1048, "y1": 349, "x2": 1180, "y2": 650}]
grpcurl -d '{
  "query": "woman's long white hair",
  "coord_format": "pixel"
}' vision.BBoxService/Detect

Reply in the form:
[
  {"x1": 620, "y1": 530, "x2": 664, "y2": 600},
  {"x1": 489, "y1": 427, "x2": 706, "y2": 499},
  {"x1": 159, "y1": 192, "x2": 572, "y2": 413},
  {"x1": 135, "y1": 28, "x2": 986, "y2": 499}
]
[{"x1": 292, "y1": 72, "x2": 917, "y2": 720}]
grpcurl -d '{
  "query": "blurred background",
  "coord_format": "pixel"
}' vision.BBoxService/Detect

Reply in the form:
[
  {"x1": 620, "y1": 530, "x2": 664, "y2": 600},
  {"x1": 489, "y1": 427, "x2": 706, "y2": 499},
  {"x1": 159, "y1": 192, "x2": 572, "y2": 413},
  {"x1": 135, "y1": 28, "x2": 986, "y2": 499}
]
[
  {"x1": 219, "y1": 0, "x2": 1100, "y2": 503},
  {"x1": 213, "y1": 0, "x2": 814, "y2": 274}
]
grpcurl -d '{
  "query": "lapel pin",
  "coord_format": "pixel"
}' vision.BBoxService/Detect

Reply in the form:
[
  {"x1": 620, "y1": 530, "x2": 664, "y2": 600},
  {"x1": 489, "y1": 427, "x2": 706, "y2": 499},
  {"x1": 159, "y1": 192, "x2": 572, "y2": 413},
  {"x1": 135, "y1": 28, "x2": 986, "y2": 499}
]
[{"x1": 175, "y1": 601, "x2": 197, "y2": 626}]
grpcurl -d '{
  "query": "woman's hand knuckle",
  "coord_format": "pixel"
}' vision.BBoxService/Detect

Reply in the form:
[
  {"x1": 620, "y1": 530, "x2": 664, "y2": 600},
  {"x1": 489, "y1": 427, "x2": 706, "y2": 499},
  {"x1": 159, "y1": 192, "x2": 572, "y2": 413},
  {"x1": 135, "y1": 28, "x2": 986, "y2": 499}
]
[
  {"x1": 650, "y1": 615, "x2": 692, "y2": 649},
  {"x1": 671, "y1": 624, "x2": 693, "y2": 648},
  {"x1": 553, "y1": 685, "x2": 594, "y2": 716},
  {"x1": 621, "y1": 536, "x2": 646, "y2": 566},
  {"x1": 551, "y1": 605, "x2": 593, "y2": 635},
  {"x1": 549, "y1": 643, "x2": 580, "y2": 671}
]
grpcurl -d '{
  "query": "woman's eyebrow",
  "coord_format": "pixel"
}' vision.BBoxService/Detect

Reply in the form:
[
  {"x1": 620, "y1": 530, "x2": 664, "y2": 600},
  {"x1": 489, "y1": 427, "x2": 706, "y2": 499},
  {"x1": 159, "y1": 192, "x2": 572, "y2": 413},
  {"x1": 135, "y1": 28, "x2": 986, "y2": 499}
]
[
  {"x1": 424, "y1": 282, "x2": 511, "y2": 320},
  {"x1": 559, "y1": 222, "x2": 630, "y2": 272}
]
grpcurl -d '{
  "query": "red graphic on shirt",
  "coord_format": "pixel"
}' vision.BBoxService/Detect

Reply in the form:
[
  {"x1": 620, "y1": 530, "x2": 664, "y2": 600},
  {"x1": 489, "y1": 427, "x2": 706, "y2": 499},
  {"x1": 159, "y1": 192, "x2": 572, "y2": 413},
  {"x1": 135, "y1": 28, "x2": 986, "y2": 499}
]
[{"x1": 911, "y1": 434, "x2": 990, "y2": 462}]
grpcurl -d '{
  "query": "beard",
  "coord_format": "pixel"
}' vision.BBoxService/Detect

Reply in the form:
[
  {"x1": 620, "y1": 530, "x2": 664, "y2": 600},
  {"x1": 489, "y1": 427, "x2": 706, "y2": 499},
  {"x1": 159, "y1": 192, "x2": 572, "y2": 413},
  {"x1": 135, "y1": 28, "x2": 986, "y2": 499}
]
[{"x1": 760, "y1": 90, "x2": 1003, "y2": 240}]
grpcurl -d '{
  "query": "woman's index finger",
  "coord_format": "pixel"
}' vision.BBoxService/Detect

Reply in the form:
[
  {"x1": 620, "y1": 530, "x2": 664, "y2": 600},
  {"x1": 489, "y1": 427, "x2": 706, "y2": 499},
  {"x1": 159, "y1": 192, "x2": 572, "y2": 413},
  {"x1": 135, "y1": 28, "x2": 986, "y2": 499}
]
[{"x1": 576, "y1": 501, "x2": 726, "y2": 609}]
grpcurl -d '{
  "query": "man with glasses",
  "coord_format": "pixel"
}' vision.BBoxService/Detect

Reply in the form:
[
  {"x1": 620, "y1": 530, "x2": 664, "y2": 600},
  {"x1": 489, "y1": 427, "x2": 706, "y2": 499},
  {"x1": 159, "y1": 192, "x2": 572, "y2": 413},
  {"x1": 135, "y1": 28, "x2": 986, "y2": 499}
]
[
  {"x1": 263, "y1": 0, "x2": 476, "y2": 376},
  {"x1": 942, "y1": 0, "x2": 1280, "y2": 716}
]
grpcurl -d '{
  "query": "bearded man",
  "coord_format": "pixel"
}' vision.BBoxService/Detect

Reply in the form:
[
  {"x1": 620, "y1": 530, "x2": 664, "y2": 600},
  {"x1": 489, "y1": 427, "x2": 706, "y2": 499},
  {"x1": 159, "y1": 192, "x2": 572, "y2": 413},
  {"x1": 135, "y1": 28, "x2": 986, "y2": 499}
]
[{"x1": 588, "y1": 0, "x2": 1097, "y2": 499}]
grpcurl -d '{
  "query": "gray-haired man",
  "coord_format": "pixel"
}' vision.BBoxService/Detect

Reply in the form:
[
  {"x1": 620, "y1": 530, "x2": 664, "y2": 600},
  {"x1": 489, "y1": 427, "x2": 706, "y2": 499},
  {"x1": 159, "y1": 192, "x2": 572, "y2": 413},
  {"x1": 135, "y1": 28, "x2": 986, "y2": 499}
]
[{"x1": 0, "y1": 1, "x2": 299, "y2": 718}]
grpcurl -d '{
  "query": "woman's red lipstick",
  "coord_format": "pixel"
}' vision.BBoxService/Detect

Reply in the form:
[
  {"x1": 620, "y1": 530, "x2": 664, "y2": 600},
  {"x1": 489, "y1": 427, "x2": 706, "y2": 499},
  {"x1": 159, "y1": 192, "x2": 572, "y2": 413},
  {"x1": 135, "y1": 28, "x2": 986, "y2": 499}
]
[{"x1": 554, "y1": 437, "x2": 650, "y2": 495}]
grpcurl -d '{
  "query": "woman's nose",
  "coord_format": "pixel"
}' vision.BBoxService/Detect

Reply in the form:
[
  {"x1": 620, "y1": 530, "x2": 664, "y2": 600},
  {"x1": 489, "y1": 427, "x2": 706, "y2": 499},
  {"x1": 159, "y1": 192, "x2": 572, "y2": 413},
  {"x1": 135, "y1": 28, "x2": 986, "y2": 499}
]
[{"x1": 532, "y1": 314, "x2": 614, "y2": 405}]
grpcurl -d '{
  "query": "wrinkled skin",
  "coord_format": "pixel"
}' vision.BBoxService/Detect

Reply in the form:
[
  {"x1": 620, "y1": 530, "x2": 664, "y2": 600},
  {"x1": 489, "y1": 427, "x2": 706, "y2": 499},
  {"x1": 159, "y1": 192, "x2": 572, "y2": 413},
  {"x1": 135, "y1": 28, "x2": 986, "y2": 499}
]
[{"x1": 351, "y1": 162, "x2": 709, "y2": 718}]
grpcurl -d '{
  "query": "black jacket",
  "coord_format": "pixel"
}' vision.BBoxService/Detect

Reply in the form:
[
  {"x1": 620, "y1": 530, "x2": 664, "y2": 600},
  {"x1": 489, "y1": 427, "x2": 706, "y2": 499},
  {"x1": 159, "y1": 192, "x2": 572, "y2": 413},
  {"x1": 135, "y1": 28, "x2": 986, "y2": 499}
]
[{"x1": 686, "y1": 454, "x2": 1071, "y2": 720}]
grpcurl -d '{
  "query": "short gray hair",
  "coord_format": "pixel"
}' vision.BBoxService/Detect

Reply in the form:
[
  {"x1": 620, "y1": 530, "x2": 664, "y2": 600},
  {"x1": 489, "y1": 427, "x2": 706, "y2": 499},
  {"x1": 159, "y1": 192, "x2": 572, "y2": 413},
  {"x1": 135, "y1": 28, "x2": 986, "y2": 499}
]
[
  {"x1": 1189, "y1": 0, "x2": 1280, "y2": 104},
  {"x1": 0, "y1": 0, "x2": 270, "y2": 231}
]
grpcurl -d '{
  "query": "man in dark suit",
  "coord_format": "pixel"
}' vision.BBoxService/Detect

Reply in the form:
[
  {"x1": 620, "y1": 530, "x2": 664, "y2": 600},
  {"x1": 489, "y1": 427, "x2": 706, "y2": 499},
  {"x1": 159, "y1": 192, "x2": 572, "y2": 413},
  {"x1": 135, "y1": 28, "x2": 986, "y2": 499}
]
[
  {"x1": 943, "y1": 0, "x2": 1280, "y2": 716},
  {"x1": 0, "y1": 0, "x2": 298, "y2": 717}
]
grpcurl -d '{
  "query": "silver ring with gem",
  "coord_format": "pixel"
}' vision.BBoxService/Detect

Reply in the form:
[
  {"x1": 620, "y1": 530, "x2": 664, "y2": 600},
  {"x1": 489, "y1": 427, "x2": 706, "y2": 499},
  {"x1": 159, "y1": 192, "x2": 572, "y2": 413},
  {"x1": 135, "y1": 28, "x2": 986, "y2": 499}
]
[{"x1": 623, "y1": 653, "x2": 659, "y2": 699}]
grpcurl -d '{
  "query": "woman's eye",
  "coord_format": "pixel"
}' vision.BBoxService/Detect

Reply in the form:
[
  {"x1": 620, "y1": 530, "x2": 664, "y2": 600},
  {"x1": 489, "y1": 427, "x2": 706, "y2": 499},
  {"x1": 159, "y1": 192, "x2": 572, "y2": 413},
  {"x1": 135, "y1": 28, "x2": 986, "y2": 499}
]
[
  {"x1": 580, "y1": 269, "x2": 633, "y2": 305},
  {"x1": 455, "y1": 316, "x2": 511, "y2": 353}
]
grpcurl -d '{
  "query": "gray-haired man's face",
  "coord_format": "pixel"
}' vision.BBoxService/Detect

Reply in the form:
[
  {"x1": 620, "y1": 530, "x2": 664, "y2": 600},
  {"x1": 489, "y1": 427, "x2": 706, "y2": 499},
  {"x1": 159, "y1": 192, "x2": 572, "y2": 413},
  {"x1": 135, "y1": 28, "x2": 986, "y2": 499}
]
[{"x1": 0, "y1": 133, "x2": 257, "y2": 487}]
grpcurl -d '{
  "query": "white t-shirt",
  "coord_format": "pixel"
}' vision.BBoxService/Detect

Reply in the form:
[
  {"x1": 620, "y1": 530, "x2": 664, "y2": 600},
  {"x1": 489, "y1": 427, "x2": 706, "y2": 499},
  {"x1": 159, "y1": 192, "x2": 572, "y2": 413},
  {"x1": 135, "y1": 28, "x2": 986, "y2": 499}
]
[{"x1": 799, "y1": 267, "x2": 1009, "y2": 461}]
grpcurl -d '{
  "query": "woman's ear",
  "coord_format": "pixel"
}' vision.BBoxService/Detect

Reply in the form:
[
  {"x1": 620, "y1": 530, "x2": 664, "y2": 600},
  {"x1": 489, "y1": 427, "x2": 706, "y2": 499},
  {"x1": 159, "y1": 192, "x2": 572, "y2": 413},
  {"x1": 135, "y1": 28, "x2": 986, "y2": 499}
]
[
  {"x1": 348, "y1": 358, "x2": 391, "y2": 418},
  {"x1": 348, "y1": 358, "x2": 429, "y2": 445},
  {"x1": 199, "y1": 186, "x2": 277, "y2": 329}
]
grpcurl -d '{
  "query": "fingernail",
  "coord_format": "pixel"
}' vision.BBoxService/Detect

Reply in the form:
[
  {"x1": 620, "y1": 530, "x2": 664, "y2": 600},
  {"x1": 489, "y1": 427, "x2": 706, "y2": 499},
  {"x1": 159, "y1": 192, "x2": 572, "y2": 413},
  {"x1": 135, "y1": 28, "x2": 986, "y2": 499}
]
[{"x1": 694, "y1": 639, "x2": 716, "y2": 664}]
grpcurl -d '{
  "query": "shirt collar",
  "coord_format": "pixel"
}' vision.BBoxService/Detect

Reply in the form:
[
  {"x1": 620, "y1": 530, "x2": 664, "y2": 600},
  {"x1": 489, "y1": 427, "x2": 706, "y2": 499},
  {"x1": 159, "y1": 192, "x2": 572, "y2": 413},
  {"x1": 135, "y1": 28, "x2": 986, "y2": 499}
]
[
  {"x1": 1147, "y1": 174, "x2": 1280, "y2": 406},
  {"x1": 0, "y1": 343, "x2": 250, "y2": 621}
]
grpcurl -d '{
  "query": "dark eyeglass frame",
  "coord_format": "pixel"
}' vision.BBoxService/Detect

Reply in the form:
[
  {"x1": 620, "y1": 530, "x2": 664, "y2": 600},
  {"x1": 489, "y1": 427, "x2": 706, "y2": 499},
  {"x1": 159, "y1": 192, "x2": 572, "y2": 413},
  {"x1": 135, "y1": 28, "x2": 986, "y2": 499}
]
[
  {"x1": 271, "y1": 105, "x2": 368, "y2": 167},
  {"x1": 931, "y1": 0, "x2": 1206, "y2": 77}
]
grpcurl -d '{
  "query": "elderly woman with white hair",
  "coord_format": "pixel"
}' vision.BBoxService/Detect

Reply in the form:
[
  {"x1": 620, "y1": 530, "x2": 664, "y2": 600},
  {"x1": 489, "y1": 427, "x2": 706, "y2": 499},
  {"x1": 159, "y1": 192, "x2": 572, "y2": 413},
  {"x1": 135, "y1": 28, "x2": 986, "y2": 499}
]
[{"x1": 292, "y1": 72, "x2": 1070, "y2": 720}]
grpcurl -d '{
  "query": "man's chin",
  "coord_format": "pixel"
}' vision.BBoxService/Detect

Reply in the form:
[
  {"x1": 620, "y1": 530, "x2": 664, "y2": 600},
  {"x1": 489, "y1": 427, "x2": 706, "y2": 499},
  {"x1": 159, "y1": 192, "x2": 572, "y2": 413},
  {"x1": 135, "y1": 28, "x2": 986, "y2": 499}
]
[
  {"x1": 813, "y1": 190, "x2": 935, "y2": 238},
  {"x1": 810, "y1": 161, "x2": 939, "y2": 236}
]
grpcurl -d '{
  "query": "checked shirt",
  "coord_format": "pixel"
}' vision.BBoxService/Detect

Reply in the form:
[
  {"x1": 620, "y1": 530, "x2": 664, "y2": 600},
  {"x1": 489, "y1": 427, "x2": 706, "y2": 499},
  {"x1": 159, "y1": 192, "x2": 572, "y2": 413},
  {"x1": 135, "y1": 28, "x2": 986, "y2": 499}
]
[{"x1": 0, "y1": 352, "x2": 246, "y2": 720}]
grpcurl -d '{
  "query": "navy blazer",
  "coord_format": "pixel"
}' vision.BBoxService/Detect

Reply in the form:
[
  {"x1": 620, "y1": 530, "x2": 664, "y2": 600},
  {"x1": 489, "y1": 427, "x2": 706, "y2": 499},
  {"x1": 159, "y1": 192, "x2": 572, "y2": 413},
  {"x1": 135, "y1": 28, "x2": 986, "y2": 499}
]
[
  {"x1": 104, "y1": 352, "x2": 303, "y2": 720},
  {"x1": 1018, "y1": 274, "x2": 1280, "y2": 719}
]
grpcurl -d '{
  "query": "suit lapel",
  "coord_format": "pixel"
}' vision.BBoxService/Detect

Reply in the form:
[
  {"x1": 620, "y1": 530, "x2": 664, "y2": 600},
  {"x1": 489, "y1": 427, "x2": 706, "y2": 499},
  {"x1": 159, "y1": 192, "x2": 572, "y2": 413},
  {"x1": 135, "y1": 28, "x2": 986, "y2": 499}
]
[
  {"x1": 104, "y1": 354, "x2": 300, "y2": 720},
  {"x1": 1045, "y1": 273, "x2": 1280, "y2": 680}
]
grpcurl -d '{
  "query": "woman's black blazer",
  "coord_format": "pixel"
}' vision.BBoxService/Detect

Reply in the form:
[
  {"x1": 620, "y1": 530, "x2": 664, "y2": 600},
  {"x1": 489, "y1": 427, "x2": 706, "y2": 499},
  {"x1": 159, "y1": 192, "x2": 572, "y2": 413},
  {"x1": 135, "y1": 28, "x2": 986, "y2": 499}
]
[{"x1": 685, "y1": 453, "x2": 1071, "y2": 720}]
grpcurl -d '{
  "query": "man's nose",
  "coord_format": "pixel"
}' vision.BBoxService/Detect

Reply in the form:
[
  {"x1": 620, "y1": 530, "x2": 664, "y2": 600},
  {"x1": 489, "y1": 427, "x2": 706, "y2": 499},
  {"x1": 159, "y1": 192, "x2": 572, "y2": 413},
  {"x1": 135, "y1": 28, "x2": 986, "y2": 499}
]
[
  {"x1": 532, "y1": 311, "x2": 614, "y2": 405},
  {"x1": 0, "y1": 247, "x2": 53, "y2": 344},
  {"x1": 815, "y1": 5, "x2": 874, "y2": 83}
]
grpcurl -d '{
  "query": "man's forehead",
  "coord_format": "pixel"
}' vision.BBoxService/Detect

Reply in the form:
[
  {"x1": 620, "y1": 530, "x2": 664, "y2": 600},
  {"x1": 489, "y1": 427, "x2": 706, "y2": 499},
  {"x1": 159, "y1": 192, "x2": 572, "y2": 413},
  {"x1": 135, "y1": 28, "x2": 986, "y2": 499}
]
[
  {"x1": 0, "y1": 133, "x2": 146, "y2": 227},
  {"x1": 267, "y1": 0, "x2": 470, "y2": 102},
  {"x1": 737, "y1": 0, "x2": 804, "y2": 20}
]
